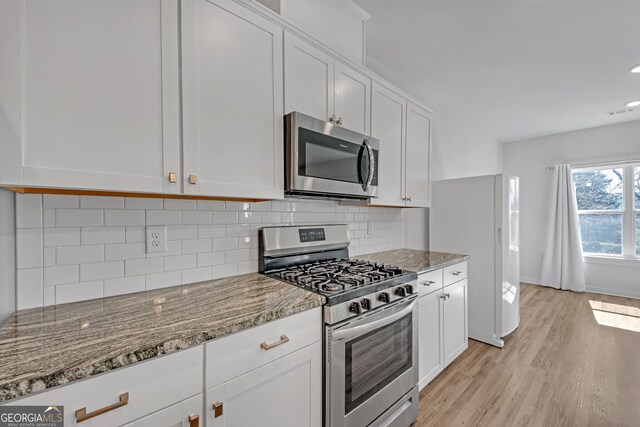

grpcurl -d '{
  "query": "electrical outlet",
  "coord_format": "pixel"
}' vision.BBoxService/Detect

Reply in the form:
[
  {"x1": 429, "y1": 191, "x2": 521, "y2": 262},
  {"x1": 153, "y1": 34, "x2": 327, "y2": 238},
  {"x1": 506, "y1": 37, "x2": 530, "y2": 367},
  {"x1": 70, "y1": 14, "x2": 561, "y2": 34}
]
[
  {"x1": 367, "y1": 221, "x2": 374, "y2": 235},
  {"x1": 146, "y1": 226, "x2": 167, "y2": 254}
]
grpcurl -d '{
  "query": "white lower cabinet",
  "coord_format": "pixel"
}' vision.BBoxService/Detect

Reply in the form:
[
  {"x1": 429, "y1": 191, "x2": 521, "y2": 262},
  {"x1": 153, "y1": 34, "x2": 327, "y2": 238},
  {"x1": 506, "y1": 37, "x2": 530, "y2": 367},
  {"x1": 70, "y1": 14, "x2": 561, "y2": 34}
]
[
  {"x1": 418, "y1": 264, "x2": 468, "y2": 390},
  {"x1": 121, "y1": 394, "x2": 203, "y2": 427},
  {"x1": 205, "y1": 342, "x2": 321, "y2": 427}
]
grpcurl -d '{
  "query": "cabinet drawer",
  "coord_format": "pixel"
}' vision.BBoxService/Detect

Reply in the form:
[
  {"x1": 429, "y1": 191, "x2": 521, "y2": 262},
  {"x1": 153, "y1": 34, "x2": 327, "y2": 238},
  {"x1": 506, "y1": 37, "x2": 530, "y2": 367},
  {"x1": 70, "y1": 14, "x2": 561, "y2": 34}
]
[
  {"x1": 205, "y1": 307, "x2": 321, "y2": 389},
  {"x1": 5, "y1": 346, "x2": 203, "y2": 427},
  {"x1": 417, "y1": 269, "x2": 443, "y2": 296},
  {"x1": 444, "y1": 261, "x2": 467, "y2": 286}
]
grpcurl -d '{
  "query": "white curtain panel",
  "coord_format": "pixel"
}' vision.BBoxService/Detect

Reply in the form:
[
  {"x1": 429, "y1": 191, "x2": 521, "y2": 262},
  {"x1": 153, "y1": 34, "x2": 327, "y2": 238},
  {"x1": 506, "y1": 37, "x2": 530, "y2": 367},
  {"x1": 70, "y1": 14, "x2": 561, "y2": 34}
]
[{"x1": 540, "y1": 164, "x2": 586, "y2": 292}]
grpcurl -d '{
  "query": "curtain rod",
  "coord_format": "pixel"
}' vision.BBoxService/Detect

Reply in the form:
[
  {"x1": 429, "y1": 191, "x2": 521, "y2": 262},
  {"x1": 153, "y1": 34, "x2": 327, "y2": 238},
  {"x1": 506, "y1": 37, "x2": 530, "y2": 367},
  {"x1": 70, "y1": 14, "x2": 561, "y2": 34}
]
[{"x1": 544, "y1": 157, "x2": 640, "y2": 171}]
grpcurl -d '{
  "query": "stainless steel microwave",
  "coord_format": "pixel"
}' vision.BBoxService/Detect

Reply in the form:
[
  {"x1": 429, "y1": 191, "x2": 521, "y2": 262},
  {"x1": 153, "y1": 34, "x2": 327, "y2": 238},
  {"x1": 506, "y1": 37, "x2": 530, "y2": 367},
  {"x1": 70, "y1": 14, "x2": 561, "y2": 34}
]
[{"x1": 285, "y1": 112, "x2": 379, "y2": 199}]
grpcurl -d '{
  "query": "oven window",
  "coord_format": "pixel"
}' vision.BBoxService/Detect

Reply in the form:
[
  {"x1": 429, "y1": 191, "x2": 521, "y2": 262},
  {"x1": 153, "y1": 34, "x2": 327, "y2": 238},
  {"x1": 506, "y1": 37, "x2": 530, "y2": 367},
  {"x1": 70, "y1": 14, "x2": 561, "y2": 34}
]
[{"x1": 344, "y1": 312, "x2": 413, "y2": 414}]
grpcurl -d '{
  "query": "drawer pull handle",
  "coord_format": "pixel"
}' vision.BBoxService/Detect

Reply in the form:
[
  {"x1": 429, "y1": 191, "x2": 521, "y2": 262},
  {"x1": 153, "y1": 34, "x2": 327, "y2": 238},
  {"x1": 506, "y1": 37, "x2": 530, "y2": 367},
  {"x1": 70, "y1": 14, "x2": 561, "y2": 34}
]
[
  {"x1": 189, "y1": 414, "x2": 200, "y2": 427},
  {"x1": 421, "y1": 280, "x2": 436, "y2": 286},
  {"x1": 213, "y1": 401, "x2": 224, "y2": 418},
  {"x1": 75, "y1": 392, "x2": 129, "y2": 423},
  {"x1": 260, "y1": 334, "x2": 289, "y2": 350},
  {"x1": 451, "y1": 271, "x2": 463, "y2": 276}
]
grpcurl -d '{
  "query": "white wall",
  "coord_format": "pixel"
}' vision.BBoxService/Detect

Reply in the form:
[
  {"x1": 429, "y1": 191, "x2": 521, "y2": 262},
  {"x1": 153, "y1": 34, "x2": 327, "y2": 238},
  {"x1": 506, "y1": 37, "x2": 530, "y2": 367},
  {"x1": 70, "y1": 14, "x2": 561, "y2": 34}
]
[
  {"x1": 403, "y1": 208, "x2": 429, "y2": 250},
  {"x1": 0, "y1": 189, "x2": 16, "y2": 324},
  {"x1": 502, "y1": 119, "x2": 640, "y2": 298}
]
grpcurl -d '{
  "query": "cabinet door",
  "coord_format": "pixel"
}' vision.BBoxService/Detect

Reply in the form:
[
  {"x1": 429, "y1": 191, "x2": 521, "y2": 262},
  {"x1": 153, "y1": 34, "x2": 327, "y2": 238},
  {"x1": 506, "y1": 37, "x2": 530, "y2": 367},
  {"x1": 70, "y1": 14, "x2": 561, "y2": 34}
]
[
  {"x1": 17, "y1": 0, "x2": 181, "y2": 194},
  {"x1": 404, "y1": 102, "x2": 433, "y2": 207},
  {"x1": 182, "y1": 0, "x2": 284, "y2": 199},
  {"x1": 443, "y1": 279, "x2": 468, "y2": 366},
  {"x1": 333, "y1": 61, "x2": 370, "y2": 135},
  {"x1": 418, "y1": 291, "x2": 444, "y2": 390},
  {"x1": 369, "y1": 82, "x2": 405, "y2": 206},
  {"x1": 206, "y1": 342, "x2": 321, "y2": 427},
  {"x1": 284, "y1": 32, "x2": 334, "y2": 122},
  {"x1": 122, "y1": 394, "x2": 202, "y2": 427}
]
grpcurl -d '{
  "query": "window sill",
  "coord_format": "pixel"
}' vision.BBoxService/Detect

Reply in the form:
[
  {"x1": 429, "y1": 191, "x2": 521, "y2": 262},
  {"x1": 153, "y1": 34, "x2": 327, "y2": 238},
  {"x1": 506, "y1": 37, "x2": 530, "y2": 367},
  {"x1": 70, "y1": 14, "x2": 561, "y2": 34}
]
[{"x1": 582, "y1": 255, "x2": 640, "y2": 267}]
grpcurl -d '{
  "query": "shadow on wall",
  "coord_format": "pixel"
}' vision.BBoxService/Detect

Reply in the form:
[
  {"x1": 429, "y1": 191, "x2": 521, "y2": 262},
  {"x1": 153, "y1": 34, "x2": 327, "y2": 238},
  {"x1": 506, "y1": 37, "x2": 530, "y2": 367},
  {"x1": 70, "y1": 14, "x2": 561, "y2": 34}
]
[{"x1": 0, "y1": 189, "x2": 16, "y2": 324}]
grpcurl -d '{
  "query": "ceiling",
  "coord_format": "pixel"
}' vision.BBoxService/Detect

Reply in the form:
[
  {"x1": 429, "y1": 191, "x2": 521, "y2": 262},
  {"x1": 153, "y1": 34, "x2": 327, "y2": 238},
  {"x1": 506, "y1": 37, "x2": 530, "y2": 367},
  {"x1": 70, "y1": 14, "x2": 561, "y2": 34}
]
[{"x1": 357, "y1": 0, "x2": 640, "y2": 162}]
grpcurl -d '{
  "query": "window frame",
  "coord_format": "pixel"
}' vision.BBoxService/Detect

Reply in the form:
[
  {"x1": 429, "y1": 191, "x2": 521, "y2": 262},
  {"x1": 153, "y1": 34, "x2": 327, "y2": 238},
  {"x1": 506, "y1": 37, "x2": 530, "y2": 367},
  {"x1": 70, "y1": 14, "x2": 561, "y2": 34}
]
[{"x1": 572, "y1": 163, "x2": 639, "y2": 259}]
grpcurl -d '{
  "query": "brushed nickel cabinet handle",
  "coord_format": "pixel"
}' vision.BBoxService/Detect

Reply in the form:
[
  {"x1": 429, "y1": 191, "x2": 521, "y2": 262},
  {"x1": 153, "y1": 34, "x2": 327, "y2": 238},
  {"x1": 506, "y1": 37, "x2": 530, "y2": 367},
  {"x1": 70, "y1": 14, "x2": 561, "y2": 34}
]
[
  {"x1": 260, "y1": 334, "x2": 289, "y2": 350},
  {"x1": 189, "y1": 414, "x2": 199, "y2": 427},
  {"x1": 213, "y1": 402, "x2": 223, "y2": 418},
  {"x1": 439, "y1": 294, "x2": 446, "y2": 300},
  {"x1": 407, "y1": 196, "x2": 412, "y2": 202},
  {"x1": 422, "y1": 280, "x2": 436, "y2": 286},
  {"x1": 75, "y1": 392, "x2": 129, "y2": 423},
  {"x1": 168, "y1": 172, "x2": 177, "y2": 183},
  {"x1": 451, "y1": 271, "x2": 463, "y2": 276},
  {"x1": 329, "y1": 115, "x2": 336, "y2": 123},
  {"x1": 445, "y1": 293, "x2": 451, "y2": 299},
  {"x1": 336, "y1": 116, "x2": 343, "y2": 125},
  {"x1": 188, "y1": 175, "x2": 197, "y2": 184}
]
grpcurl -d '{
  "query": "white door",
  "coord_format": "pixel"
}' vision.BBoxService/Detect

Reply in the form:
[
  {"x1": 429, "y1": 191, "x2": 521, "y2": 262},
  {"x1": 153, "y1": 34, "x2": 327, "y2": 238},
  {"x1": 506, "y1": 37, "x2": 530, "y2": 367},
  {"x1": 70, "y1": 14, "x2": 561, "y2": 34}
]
[
  {"x1": 333, "y1": 61, "x2": 370, "y2": 135},
  {"x1": 418, "y1": 291, "x2": 444, "y2": 390},
  {"x1": 206, "y1": 342, "x2": 321, "y2": 427},
  {"x1": 181, "y1": 0, "x2": 284, "y2": 199},
  {"x1": 284, "y1": 32, "x2": 334, "y2": 122},
  {"x1": 404, "y1": 102, "x2": 433, "y2": 207},
  {"x1": 370, "y1": 82, "x2": 405, "y2": 206},
  {"x1": 17, "y1": 0, "x2": 181, "y2": 194},
  {"x1": 498, "y1": 174, "x2": 520, "y2": 337},
  {"x1": 121, "y1": 394, "x2": 202, "y2": 427},
  {"x1": 443, "y1": 279, "x2": 468, "y2": 366}
]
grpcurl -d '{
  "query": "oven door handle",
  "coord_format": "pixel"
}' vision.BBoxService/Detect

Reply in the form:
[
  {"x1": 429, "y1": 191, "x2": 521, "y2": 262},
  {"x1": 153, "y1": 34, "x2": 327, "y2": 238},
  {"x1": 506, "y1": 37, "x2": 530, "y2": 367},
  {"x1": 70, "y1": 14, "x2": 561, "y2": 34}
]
[{"x1": 332, "y1": 298, "x2": 416, "y2": 342}]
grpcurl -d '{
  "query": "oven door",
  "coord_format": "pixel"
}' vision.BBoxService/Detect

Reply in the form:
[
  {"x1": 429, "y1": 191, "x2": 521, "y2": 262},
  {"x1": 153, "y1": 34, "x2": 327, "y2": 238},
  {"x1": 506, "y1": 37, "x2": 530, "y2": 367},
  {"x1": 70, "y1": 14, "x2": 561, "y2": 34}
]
[
  {"x1": 287, "y1": 112, "x2": 379, "y2": 198},
  {"x1": 326, "y1": 296, "x2": 418, "y2": 427}
]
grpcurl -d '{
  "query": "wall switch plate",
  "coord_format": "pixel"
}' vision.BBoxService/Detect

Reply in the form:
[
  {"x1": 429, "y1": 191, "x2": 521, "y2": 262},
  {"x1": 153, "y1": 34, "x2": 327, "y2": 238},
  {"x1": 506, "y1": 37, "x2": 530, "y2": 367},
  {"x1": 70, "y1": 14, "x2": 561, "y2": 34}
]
[
  {"x1": 146, "y1": 226, "x2": 167, "y2": 254},
  {"x1": 367, "y1": 221, "x2": 374, "y2": 235}
]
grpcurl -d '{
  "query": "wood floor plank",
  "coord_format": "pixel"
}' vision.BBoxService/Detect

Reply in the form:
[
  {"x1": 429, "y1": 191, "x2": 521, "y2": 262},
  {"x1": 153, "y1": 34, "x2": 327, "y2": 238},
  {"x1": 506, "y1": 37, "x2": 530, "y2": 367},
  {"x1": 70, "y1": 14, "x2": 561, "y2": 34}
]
[{"x1": 416, "y1": 283, "x2": 640, "y2": 427}]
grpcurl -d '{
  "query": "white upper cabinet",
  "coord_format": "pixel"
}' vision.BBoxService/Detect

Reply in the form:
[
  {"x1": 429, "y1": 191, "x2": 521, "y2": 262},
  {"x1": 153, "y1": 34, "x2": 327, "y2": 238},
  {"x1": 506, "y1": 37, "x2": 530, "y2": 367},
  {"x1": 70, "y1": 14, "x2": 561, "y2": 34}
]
[
  {"x1": 370, "y1": 83, "x2": 405, "y2": 206},
  {"x1": 284, "y1": 33, "x2": 370, "y2": 135},
  {"x1": 181, "y1": 0, "x2": 284, "y2": 199},
  {"x1": 404, "y1": 102, "x2": 433, "y2": 207},
  {"x1": 13, "y1": 0, "x2": 181, "y2": 194}
]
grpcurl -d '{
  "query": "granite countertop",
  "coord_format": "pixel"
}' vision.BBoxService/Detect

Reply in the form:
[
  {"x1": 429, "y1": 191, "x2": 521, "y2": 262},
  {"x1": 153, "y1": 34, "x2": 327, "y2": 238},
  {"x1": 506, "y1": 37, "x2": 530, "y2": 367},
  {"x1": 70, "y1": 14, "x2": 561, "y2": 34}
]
[
  {"x1": 358, "y1": 249, "x2": 469, "y2": 274},
  {"x1": 0, "y1": 273, "x2": 324, "y2": 402}
]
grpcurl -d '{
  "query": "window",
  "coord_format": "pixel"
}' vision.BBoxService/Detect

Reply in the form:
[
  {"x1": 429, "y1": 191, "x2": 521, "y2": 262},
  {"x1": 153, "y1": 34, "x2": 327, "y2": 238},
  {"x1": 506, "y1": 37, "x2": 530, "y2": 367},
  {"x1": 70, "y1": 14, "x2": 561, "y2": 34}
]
[{"x1": 573, "y1": 164, "x2": 640, "y2": 258}]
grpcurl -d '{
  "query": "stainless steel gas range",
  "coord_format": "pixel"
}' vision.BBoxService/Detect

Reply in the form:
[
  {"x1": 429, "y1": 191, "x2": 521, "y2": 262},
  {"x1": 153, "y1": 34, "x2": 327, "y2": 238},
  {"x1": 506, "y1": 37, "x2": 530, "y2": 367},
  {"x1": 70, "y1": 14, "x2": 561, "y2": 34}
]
[{"x1": 259, "y1": 224, "x2": 419, "y2": 427}]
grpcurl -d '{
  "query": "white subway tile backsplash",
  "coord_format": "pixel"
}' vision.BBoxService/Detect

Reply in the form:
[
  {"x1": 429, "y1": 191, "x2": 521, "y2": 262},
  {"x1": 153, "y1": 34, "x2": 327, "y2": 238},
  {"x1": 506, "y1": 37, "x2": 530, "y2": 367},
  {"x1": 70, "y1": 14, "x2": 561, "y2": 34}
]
[
  {"x1": 164, "y1": 254, "x2": 196, "y2": 271},
  {"x1": 105, "y1": 242, "x2": 146, "y2": 261},
  {"x1": 43, "y1": 194, "x2": 79, "y2": 209},
  {"x1": 81, "y1": 196, "x2": 124, "y2": 209},
  {"x1": 125, "y1": 197, "x2": 164, "y2": 210},
  {"x1": 17, "y1": 268, "x2": 43, "y2": 310},
  {"x1": 57, "y1": 245, "x2": 104, "y2": 265},
  {"x1": 104, "y1": 276, "x2": 145, "y2": 297},
  {"x1": 181, "y1": 210, "x2": 212, "y2": 225},
  {"x1": 125, "y1": 258, "x2": 163, "y2": 276},
  {"x1": 44, "y1": 227, "x2": 80, "y2": 247},
  {"x1": 81, "y1": 261, "x2": 124, "y2": 281},
  {"x1": 82, "y1": 227, "x2": 126, "y2": 245},
  {"x1": 57, "y1": 209, "x2": 103, "y2": 227},
  {"x1": 105, "y1": 210, "x2": 145, "y2": 226},
  {"x1": 55, "y1": 281, "x2": 103, "y2": 304},
  {"x1": 145, "y1": 271, "x2": 181, "y2": 290},
  {"x1": 181, "y1": 267, "x2": 211, "y2": 284},
  {"x1": 164, "y1": 199, "x2": 196, "y2": 210},
  {"x1": 17, "y1": 228, "x2": 43, "y2": 269},
  {"x1": 44, "y1": 265, "x2": 79, "y2": 286},
  {"x1": 16, "y1": 194, "x2": 42, "y2": 228},
  {"x1": 147, "y1": 210, "x2": 181, "y2": 225},
  {"x1": 182, "y1": 238, "x2": 212, "y2": 254},
  {"x1": 15, "y1": 194, "x2": 404, "y2": 307}
]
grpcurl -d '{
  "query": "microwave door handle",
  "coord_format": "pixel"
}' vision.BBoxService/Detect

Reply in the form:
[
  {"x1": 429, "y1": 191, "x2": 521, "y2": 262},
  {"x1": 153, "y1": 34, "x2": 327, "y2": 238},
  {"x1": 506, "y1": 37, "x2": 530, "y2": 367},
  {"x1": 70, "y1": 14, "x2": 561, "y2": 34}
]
[
  {"x1": 363, "y1": 139, "x2": 375, "y2": 191},
  {"x1": 332, "y1": 298, "x2": 416, "y2": 342}
]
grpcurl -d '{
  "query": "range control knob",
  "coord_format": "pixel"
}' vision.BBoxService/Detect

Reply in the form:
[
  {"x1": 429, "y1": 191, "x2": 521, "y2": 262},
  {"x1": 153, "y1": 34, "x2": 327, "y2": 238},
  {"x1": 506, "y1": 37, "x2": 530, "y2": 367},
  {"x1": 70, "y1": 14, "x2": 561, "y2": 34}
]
[
  {"x1": 404, "y1": 284, "x2": 414, "y2": 295},
  {"x1": 360, "y1": 298, "x2": 372, "y2": 311},
  {"x1": 378, "y1": 292, "x2": 390, "y2": 303},
  {"x1": 349, "y1": 302, "x2": 362, "y2": 315},
  {"x1": 395, "y1": 287, "x2": 407, "y2": 298}
]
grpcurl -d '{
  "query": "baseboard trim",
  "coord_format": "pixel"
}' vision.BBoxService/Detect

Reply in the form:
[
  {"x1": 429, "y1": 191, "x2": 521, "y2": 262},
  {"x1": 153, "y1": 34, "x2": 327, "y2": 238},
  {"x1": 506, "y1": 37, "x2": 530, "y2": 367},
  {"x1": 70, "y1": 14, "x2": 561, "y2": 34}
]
[
  {"x1": 585, "y1": 286, "x2": 640, "y2": 300},
  {"x1": 520, "y1": 276, "x2": 541, "y2": 285}
]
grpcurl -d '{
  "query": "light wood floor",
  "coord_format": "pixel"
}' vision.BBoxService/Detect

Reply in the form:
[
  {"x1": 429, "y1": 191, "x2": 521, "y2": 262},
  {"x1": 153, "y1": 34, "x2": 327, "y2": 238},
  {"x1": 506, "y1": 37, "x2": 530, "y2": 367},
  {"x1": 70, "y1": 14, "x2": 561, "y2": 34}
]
[{"x1": 416, "y1": 283, "x2": 640, "y2": 427}]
